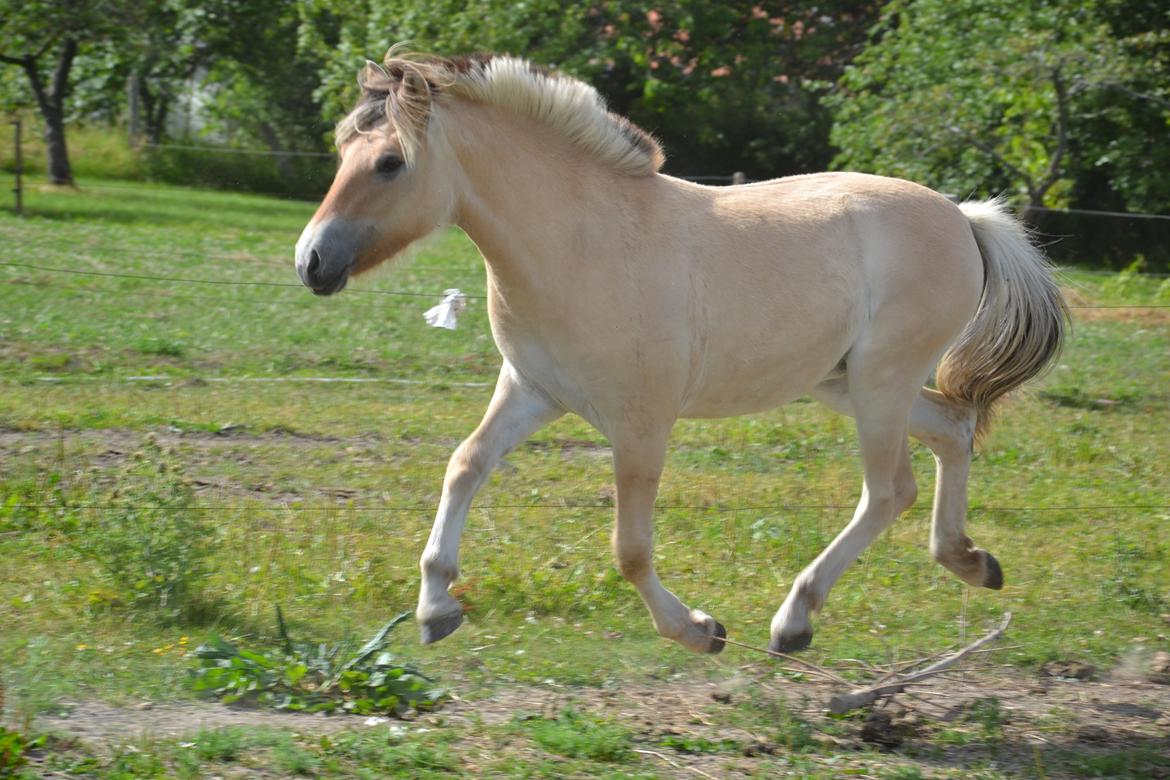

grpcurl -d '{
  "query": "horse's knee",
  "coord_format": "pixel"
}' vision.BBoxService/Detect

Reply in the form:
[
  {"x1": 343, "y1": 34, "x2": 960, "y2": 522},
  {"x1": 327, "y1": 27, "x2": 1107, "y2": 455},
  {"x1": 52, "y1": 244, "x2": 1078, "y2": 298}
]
[
  {"x1": 862, "y1": 484, "x2": 900, "y2": 517},
  {"x1": 893, "y1": 474, "x2": 918, "y2": 515},
  {"x1": 444, "y1": 440, "x2": 491, "y2": 488},
  {"x1": 614, "y1": 546, "x2": 651, "y2": 581}
]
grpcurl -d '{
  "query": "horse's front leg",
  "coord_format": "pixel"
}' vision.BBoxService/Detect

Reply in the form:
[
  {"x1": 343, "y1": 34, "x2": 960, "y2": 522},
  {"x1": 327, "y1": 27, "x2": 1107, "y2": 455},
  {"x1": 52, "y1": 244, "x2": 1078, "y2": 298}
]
[
  {"x1": 417, "y1": 363, "x2": 563, "y2": 643},
  {"x1": 611, "y1": 432, "x2": 727, "y2": 654}
]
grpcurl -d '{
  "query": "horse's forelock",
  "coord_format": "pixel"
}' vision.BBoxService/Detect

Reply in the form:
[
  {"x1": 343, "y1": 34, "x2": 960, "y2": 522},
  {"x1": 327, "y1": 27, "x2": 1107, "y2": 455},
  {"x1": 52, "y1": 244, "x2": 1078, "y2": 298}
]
[{"x1": 336, "y1": 56, "x2": 445, "y2": 153}]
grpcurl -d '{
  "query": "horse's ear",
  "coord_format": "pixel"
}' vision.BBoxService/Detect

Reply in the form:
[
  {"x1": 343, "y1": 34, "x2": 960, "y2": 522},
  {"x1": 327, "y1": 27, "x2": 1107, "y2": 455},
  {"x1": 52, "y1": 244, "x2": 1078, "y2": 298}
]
[
  {"x1": 359, "y1": 60, "x2": 391, "y2": 92},
  {"x1": 388, "y1": 64, "x2": 433, "y2": 162},
  {"x1": 400, "y1": 68, "x2": 432, "y2": 105}
]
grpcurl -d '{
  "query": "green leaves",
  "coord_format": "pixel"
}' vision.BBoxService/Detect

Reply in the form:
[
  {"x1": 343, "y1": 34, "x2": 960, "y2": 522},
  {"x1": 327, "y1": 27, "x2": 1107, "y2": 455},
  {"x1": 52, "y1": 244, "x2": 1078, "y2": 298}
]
[
  {"x1": 301, "y1": 1, "x2": 882, "y2": 176},
  {"x1": 189, "y1": 610, "x2": 446, "y2": 717},
  {"x1": 827, "y1": 0, "x2": 1170, "y2": 210},
  {"x1": 0, "y1": 726, "x2": 43, "y2": 774}
]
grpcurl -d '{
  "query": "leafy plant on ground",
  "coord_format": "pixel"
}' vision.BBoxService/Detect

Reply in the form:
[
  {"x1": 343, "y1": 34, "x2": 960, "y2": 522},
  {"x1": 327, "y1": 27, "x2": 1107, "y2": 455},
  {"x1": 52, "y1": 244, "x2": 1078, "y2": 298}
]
[
  {"x1": 76, "y1": 436, "x2": 212, "y2": 620},
  {"x1": 0, "y1": 726, "x2": 42, "y2": 776},
  {"x1": 190, "y1": 609, "x2": 446, "y2": 717},
  {"x1": 658, "y1": 733, "x2": 740, "y2": 754}
]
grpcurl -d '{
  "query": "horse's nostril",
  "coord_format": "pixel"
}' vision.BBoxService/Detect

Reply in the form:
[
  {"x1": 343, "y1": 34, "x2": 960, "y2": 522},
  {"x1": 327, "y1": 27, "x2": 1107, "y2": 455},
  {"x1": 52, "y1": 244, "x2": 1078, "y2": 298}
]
[{"x1": 307, "y1": 249, "x2": 322, "y2": 282}]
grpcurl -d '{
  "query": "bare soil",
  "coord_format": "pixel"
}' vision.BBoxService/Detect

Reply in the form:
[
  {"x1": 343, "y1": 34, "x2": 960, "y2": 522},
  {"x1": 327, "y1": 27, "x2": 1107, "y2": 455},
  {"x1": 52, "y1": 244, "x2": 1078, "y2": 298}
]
[{"x1": 33, "y1": 664, "x2": 1170, "y2": 779}]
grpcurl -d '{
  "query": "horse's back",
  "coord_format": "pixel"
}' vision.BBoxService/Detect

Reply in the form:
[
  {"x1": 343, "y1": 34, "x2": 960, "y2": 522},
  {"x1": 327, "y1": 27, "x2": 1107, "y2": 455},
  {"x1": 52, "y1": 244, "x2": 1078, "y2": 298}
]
[{"x1": 670, "y1": 172, "x2": 984, "y2": 418}]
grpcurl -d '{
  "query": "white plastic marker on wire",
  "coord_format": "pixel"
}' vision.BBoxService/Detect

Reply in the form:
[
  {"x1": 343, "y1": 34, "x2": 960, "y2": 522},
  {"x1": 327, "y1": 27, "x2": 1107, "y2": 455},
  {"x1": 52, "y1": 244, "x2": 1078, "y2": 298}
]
[{"x1": 423, "y1": 288, "x2": 467, "y2": 329}]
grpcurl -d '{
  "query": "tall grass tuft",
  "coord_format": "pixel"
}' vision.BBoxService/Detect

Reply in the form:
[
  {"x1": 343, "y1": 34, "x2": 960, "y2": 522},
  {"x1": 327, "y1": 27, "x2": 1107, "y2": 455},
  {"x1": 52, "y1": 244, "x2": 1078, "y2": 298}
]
[{"x1": 78, "y1": 436, "x2": 213, "y2": 622}]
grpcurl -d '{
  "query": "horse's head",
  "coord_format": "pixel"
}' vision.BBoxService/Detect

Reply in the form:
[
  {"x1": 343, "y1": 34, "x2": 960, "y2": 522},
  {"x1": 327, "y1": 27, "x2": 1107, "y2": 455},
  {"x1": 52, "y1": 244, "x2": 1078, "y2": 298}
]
[{"x1": 296, "y1": 57, "x2": 457, "y2": 295}]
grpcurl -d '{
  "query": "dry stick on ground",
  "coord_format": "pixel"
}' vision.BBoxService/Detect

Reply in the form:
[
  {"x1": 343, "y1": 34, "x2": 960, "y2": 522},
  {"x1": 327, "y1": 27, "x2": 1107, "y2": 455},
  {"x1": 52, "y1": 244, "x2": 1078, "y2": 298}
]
[
  {"x1": 878, "y1": 638, "x2": 1017, "y2": 681},
  {"x1": 828, "y1": 612, "x2": 1013, "y2": 715},
  {"x1": 633, "y1": 748, "x2": 719, "y2": 780},
  {"x1": 713, "y1": 636, "x2": 851, "y2": 685}
]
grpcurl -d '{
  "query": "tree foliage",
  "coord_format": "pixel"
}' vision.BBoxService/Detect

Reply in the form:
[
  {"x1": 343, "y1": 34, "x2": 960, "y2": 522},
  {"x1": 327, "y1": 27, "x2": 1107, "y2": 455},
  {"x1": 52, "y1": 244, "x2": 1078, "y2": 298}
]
[
  {"x1": 299, "y1": 1, "x2": 880, "y2": 177},
  {"x1": 2, "y1": 0, "x2": 1168, "y2": 209},
  {"x1": 0, "y1": 0, "x2": 123, "y2": 183},
  {"x1": 826, "y1": 0, "x2": 1170, "y2": 209}
]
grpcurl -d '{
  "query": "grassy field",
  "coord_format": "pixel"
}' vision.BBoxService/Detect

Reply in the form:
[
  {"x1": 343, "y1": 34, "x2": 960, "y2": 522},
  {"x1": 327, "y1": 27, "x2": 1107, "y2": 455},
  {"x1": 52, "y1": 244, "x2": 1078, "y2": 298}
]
[{"x1": 0, "y1": 178, "x2": 1168, "y2": 778}]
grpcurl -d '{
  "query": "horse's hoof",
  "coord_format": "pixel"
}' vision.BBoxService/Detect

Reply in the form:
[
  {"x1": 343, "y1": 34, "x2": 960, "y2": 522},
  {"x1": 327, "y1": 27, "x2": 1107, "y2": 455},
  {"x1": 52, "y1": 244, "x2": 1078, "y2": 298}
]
[
  {"x1": 705, "y1": 620, "x2": 727, "y2": 654},
  {"x1": 419, "y1": 611, "x2": 463, "y2": 645},
  {"x1": 983, "y1": 552, "x2": 1004, "y2": 590},
  {"x1": 770, "y1": 630, "x2": 813, "y2": 655}
]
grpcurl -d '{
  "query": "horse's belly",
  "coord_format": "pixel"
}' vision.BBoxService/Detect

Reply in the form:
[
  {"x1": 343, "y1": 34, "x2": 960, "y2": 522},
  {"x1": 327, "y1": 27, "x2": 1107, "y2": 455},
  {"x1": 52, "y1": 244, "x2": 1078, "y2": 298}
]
[
  {"x1": 679, "y1": 347, "x2": 843, "y2": 418},
  {"x1": 677, "y1": 273, "x2": 858, "y2": 419}
]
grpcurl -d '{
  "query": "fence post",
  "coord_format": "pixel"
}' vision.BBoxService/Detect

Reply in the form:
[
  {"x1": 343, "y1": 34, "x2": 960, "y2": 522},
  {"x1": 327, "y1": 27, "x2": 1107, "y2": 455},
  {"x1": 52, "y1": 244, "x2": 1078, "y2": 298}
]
[
  {"x1": 731, "y1": 171, "x2": 746, "y2": 186},
  {"x1": 11, "y1": 118, "x2": 22, "y2": 215}
]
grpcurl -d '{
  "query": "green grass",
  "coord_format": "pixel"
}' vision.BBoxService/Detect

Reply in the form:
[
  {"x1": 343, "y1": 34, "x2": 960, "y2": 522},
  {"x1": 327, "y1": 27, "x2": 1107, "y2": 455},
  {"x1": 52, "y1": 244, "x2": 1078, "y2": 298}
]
[
  {"x1": 0, "y1": 179, "x2": 1168, "y2": 778},
  {"x1": 519, "y1": 709, "x2": 634, "y2": 762},
  {"x1": 1, "y1": 119, "x2": 334, "y2": 197}
]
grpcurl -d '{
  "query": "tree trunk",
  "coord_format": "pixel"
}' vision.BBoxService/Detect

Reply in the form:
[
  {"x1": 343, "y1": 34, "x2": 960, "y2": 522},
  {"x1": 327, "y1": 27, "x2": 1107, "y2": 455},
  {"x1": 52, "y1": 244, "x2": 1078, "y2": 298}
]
[
  {"x1": 140, "y1": 79, "x2": 171, "y2": 145},
  {"x1": 42, "y1": 106, "x2": 73, "y2": 185},
  {"x1": 14, "y1": 39, "x2": 78, "y2": 186},
  {"x1": 258, "y1": 122, "x2": 296, "y2": 185}
]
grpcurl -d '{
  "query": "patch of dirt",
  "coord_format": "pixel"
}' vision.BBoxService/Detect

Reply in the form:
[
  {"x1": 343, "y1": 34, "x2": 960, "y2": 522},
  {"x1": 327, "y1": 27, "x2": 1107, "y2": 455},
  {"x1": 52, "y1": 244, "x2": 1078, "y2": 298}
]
[
  {"x1": 0, "y1": 426, "x2": 609, "y2": 505},
  {"x1": 1151, "y1": 651, "x2": 1170, "y2": 684},
  {"x1": 1074, "y1": 306, "x2": 1170, "y2": 324},
  {"x1": 36, "y1": 700, "x2": 377, "y2": 745},
  {"x1": 1040, "y1": 659, "x2": 1098, "y2": 680},
  {"x1": 31, "y1": 665, "x2": 1170, "y2": 779},
  {"x1": 0, "y1": 426, "x2": 389, "y2": 505},
  {"x1": 1062, "y1": 287, "x2": 1170, "y2": 324}
]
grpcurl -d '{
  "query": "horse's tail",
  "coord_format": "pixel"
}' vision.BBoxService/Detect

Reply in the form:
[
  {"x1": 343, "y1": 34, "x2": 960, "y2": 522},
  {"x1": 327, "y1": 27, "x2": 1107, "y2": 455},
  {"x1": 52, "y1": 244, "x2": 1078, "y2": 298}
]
[{"x1": 936, "y1": 200, "x2": 1069, "y2": 442}]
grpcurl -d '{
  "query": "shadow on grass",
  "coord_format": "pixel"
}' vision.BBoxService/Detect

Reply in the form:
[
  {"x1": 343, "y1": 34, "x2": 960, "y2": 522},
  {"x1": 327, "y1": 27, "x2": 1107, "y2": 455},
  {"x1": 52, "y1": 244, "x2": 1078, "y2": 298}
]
[
  {"x1": 167, "y1": 595, "x2": 275, "y2": 640},
  {"x1": 23, "y1": 200, "x2": 307, "y2": 232},
  {"x1": 1039, "y1": 387, "x2": 1143, "y2": 411}
]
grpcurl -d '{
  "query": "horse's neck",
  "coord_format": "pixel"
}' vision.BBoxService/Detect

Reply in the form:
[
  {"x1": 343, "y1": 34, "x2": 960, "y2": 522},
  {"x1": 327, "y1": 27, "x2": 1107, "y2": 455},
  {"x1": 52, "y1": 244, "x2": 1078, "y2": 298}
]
[{"x1": 445, "y1": 101, "x2": 639, "y2": 288}]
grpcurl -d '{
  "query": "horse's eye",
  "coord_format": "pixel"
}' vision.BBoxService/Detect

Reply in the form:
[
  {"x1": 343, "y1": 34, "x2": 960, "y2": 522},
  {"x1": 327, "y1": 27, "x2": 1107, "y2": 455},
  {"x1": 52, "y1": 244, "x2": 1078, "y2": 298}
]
[{"x1": 375, "y1": 155, "x2": 404, "y2": 177}]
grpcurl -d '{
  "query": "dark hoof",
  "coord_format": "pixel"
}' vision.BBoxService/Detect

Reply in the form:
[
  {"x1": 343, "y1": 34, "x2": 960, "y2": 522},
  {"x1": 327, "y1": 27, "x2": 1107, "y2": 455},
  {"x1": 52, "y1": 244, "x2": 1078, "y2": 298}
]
[
  {"x1": 983, "y1": 552, "x2": 1004, "y2": 590},
  {"x1": 706, "y1": 620, "x2": 727, "y2": 654},
  {"x1": 419, "y1": 611, "x2": 463, "y2": 645},
  {"x1": 770, "y1": 630, "x2": 813, "y2": 655}
]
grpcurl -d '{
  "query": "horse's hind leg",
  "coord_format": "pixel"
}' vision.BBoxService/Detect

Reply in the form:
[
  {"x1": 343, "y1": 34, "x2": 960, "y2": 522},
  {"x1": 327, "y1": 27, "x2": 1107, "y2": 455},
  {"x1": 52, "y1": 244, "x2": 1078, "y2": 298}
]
[
  {"x1": 911, "y1": 388, "x2": 1002, "y2": 590},
  {"x1": 771, "y1": 374, "x2": 919, "y2": 653},
  {"x1": 611, "y1": 431, "x2": 727, "y2": 654},
  {"x1": 813, "y1": 381, "x2": 1002, "y2": 590},
  {"x1": 417, "y1": 362, "x2": 563, "y2": 644}
]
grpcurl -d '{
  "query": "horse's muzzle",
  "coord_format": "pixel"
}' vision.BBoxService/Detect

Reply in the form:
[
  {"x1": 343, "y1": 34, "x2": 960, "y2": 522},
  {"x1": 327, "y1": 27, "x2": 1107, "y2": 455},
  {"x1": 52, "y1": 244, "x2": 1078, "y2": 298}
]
[
  {"x1": 295, "y1": 218, "x2": 359, "y2": 296},
  {"x1": 299, "y1": 248, "x2": 350, "y2": 295}
]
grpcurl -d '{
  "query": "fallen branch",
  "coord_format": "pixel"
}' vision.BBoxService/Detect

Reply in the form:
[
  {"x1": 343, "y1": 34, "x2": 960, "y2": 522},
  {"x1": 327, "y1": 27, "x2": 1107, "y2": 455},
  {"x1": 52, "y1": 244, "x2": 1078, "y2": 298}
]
[
  {"x1": 633, "y1": 748, "x2": 718, "y2": 780},
  {"x1": 712, "y1": 635, "x2": 850, "y2": 685},
  {"x1": 828, "y1": 612, "x2": 1012, "y2": 715}
]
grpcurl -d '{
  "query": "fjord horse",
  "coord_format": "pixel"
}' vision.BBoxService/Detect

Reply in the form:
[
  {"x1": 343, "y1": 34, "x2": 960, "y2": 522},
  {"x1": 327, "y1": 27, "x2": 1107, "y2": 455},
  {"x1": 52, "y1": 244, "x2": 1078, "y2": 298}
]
[{"x1": 296, "y1": 50, "x2": 1067, "y2": 654}]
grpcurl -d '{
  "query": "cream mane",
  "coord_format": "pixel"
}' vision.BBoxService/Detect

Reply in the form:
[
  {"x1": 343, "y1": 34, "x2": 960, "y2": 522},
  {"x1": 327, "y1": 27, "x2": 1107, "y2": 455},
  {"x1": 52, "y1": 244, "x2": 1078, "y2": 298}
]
[{"x1": 336, "y1": 49, "x2": 665, "y2": 177}]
